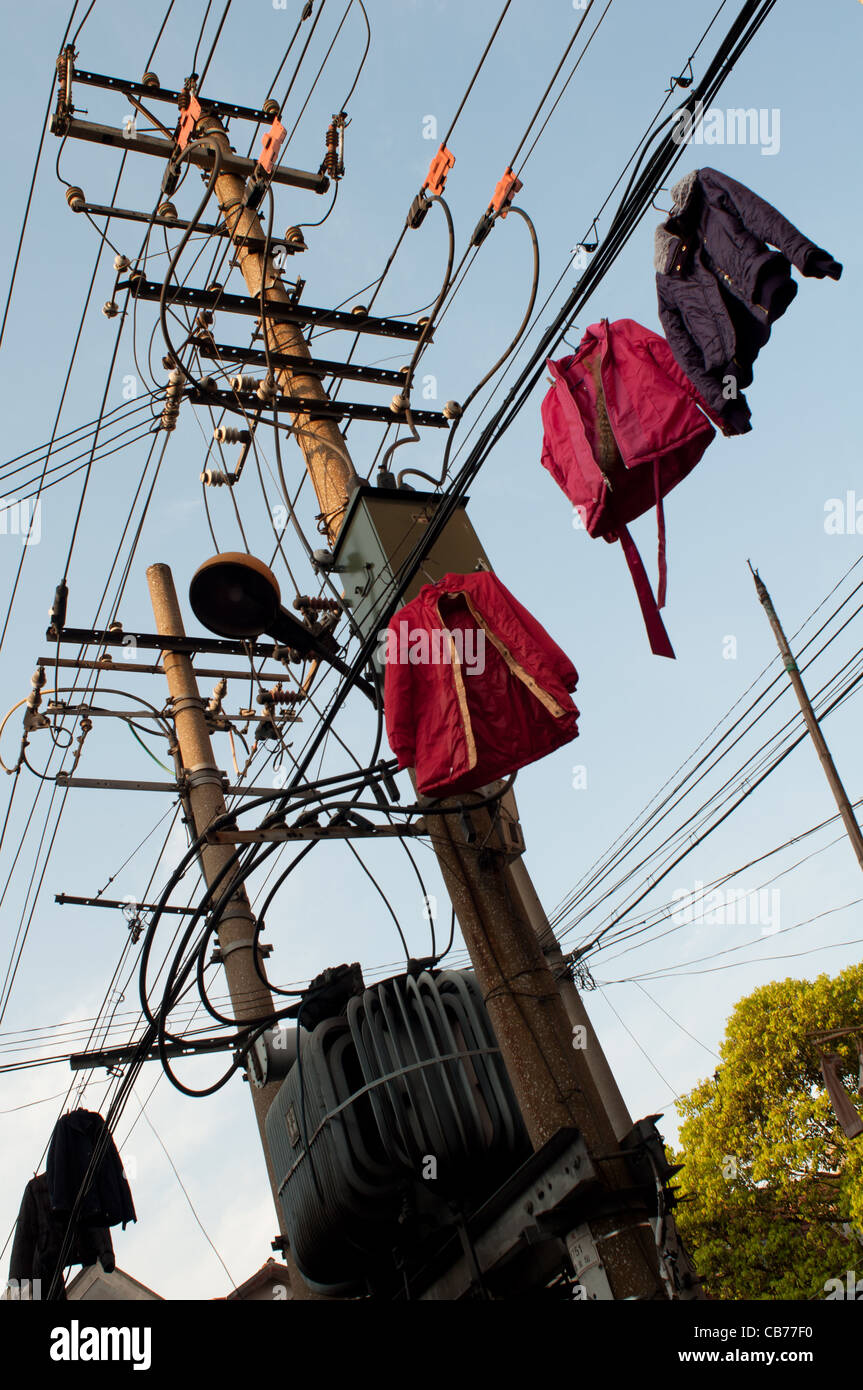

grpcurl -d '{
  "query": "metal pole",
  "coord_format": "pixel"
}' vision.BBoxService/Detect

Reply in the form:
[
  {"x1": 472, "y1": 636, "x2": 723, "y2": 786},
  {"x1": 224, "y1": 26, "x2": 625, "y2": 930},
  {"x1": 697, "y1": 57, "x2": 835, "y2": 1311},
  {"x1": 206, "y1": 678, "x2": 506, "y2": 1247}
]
[
  {"x1": 507, "y1": 856, "x2": 633, "y2": 1139},
  {"x1": 751, "y1": 564, "x2": 863, "y2": 870},
  {"x1": 195, "y1": 115, "x2": 358, "y2": 540},
  {"x1": 146, "y1": 562, "x2": 313, "y2": 1299}
]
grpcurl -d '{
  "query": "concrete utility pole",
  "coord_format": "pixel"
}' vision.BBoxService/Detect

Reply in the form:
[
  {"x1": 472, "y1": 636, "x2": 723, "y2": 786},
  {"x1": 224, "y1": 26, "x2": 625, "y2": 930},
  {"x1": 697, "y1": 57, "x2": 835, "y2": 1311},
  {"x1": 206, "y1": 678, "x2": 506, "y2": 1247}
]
[
  {"x1": 194, "y1": 112, "x2": 672, "y2": 1298},
  {"x1": 146, "y1": 563, "x2": 312, "y2": 1300},
  {"x1": 751, "y1": 565, "x2": 863, "y2": 871},
  {"x1": 508, "y1": 857, "x2": 633, "y2": 1140},
  {"x1": 197, "y1": 114, "x2": 358, "y2": 540}
]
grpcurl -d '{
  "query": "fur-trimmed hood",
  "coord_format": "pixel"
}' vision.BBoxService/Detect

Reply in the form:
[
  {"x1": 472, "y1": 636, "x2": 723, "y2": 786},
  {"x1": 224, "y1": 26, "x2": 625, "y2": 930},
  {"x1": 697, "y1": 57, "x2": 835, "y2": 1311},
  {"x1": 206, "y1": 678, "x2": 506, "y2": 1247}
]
[
  {"x1": 670, "y1": 169, "x2": 698, "y2": 212},
  {"x1": 653, "y1": 225, "x2": 679, "y2": 273}
]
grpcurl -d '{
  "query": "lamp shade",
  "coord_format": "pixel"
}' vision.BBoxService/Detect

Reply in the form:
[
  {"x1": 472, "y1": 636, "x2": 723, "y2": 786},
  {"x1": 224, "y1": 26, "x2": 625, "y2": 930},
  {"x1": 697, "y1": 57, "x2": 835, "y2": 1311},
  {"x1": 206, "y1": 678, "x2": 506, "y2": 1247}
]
[
  {"x1": 189, "y1": 552, "x2": 282, "y2": 639},
  {"x1": 188, "y1": 552, "x2": 375, "y2": 703}
]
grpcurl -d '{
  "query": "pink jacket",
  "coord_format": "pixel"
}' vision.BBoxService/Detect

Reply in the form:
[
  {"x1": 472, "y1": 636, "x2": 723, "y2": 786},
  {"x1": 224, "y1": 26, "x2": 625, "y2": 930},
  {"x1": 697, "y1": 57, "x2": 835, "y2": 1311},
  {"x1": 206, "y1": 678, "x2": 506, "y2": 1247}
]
[{"x1": 540, "y1": 318, "x2": 717, "y2": 657}]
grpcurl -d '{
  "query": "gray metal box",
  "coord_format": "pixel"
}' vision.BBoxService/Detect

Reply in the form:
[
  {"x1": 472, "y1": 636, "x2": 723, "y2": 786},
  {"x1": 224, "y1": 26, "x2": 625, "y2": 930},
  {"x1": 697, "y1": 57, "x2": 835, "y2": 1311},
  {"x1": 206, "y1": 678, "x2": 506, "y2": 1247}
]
[{"x1": 330, "y1": 485, "x2": 492, "y2": 650}]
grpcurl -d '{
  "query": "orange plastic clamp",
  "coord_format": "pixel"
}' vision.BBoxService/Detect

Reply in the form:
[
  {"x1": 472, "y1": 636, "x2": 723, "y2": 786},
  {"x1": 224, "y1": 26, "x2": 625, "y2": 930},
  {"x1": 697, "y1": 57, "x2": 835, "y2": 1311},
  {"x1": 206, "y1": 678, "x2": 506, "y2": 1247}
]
[
  {"x1": 490, "y1": 167, "x2": 523, "y2": 217},
  {"x1": 422, "y1": 144, "x2": 456, "y2": 197},
  {"x1": 176, "y1": 94, "x2": 202, "y2": 151},
  {"x1": 259, "y1": 117, "x2": 287, "y2": 175}
]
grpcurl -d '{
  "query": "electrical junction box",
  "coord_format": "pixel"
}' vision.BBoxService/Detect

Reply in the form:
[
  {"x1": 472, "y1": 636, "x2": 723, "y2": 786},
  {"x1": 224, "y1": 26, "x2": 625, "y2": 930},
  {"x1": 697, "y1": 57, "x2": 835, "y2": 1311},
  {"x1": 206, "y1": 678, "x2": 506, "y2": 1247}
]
[{"x1": 330, "y1": 485, "x2": 492, "y2": 657}]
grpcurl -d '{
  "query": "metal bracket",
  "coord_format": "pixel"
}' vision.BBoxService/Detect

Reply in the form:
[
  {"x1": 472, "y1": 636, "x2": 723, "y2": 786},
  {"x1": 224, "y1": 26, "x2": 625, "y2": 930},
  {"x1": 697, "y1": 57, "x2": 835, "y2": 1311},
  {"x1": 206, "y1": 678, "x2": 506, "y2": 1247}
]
[
  {"x1": 50, "y1": 116, "x2": 329, "y2": 194},
  {"x1": 126, "y1": 277, "x2": 429, "y2": 341},
  {"x1": 68, "y1": 68, "x2": 280, "y2": 124},
  {"x1": 197, "y1": 340, "x2": 413, "y2": 389},
  {"x1": 210, "y1": 937, "x2": 272, "y2": 962},
  {"x1": 190, "y1": 383, "x2": 448, "y2": 429},
  {"x1": 206, "y1": 822, "x2": 428, "y2": 845}
]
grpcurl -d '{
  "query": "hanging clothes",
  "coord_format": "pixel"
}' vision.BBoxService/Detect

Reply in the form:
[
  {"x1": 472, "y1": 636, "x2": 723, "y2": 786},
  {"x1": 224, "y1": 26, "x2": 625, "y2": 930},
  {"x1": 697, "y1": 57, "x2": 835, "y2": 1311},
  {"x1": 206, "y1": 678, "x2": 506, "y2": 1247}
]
[
  {"x1": 46, "y1": 1109, "x2": 136, "y2": 1229},
  {"x1": 654, "y1": 167, "x2": 842, "y2": 432},
  {"x1": 384, "y1": 571, "x2": 579, "y2": 798},
  {"x1": 819, "y1": 1053, "x2": 863, "y2": 1141},
  {"x1": 8, "y1": 1173, "x2": 115, "y2": 1300},
  {"x1": 540, "y1": 317, "x2": 716, "y2": 659}
]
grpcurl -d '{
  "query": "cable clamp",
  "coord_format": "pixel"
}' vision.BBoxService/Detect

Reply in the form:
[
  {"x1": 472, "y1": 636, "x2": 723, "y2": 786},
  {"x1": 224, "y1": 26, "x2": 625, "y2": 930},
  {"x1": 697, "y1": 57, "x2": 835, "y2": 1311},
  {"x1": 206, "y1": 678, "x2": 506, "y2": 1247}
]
[
  {"x1": 407, "y1": 191, "x2": 432, "y2": 231},
  {"x1": 211, "y1": 937, "x2": 272, "y2": 963},
  {"x1": 422, "y1": 143, "x2": 455, "y2": 198},
  {"x1": 470, "y1": 211, "x2": 495, "y2": 249},
  {"x1": 161, "y1": 154, "x2": 182, "y2": 197},
  {"x1": 180, "y1": 765, "x2": 226, "y2": 794},
  {"x1": 490, "y1": 166, "x2": 523, "y2": 218},
  {"x1": 175, "y1": 92, "x2": 202, "y2": 152},
  {"x1": 258, "y1": 116, "x2": 287, "y2": 175}
]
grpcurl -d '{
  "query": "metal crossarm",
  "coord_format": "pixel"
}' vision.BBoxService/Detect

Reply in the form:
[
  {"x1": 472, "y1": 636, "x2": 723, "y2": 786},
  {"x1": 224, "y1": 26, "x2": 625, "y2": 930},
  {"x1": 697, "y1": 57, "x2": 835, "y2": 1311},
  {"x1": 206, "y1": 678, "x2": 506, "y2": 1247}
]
[{"x1": 128, "y1": 277, "x2": 429, "y2": 340}]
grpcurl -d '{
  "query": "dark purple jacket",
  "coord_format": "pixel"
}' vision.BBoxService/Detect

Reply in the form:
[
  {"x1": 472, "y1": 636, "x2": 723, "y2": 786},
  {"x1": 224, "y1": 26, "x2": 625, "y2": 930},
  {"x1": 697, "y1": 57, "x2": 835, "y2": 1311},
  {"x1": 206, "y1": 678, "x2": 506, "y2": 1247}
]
[
  {"x1": 9, "y1": 1174, "x2": 115, "y2": 1299},
  {"x1": 47, "y1": 1109, "x2": 136, "y2": 1230},
  {"x1": 655, "y1": 168, "x2": 841, "y2": 432}
]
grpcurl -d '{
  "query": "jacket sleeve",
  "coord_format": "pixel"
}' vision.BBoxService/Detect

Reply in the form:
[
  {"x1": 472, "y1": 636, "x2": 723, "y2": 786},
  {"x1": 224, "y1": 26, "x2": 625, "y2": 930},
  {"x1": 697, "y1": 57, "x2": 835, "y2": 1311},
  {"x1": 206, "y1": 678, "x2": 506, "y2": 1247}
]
[
  {"x1": 655, "y1": 282, "x2": 751, "y2": 435},
  {"x1": 8, "y1": 1182, "x2": 37, "y2": 1282},
  {"x1": 701, "y1": 167, "x2": 842, "y2": 281},
  {"x1": 78, "y1": 1223, "x2": 116, "y2": 1274},
  {"x1": 383, "y1": 618, "x2": 417, "y2": 768}
]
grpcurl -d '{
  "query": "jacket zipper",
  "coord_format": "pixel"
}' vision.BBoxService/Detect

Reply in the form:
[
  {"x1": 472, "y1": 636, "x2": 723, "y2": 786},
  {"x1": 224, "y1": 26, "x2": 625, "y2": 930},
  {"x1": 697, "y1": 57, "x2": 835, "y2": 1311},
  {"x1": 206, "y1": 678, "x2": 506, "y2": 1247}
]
[{"x1": 460, "y1": 593, "x2": 568, "y2": 719}]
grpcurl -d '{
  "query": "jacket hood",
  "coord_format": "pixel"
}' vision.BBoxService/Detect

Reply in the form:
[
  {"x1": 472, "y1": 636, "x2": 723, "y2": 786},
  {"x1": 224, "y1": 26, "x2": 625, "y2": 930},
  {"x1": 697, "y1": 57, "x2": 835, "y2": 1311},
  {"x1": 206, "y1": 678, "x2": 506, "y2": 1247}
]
[{"x1": 670, "y1": 169, "x2": 698, "y2": 211}]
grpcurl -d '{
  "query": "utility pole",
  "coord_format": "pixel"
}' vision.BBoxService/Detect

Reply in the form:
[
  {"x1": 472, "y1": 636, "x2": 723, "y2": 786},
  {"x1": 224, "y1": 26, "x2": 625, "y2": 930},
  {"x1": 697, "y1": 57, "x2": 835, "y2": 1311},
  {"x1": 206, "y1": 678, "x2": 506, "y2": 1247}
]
[
  {"x1": 196, "y1": 114, "x2": 358, "y2": 540},
  {"x1": 750, "y1": 564, "x2": 863, "y2": 871},
  {"x1": 195, "y1": 111, "x2": 671, "y2": 1298},
  {"x1": 507, "y1": 857, "x2": 633, "y2": 1139},
  {"x1": 146, "y1": 562, "x2": 313, "y2": 1300}
]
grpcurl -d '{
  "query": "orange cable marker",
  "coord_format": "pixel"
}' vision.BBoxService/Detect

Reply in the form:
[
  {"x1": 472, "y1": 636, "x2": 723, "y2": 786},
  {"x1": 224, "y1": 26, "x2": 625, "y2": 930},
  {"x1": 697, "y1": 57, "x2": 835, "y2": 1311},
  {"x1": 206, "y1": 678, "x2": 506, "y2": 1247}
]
[
  {"x1": 490, "y1": 166, "x2": 523, "y2": 218},
  {"x1": 176, "y1": 94, "x2": 202, "y2": 151},
  {"x1": 423, "y1": 144, "x2": 456, "y2": 197},
  {"x1": 259, "y1": 117, "x2": 287, "y2": 175}
]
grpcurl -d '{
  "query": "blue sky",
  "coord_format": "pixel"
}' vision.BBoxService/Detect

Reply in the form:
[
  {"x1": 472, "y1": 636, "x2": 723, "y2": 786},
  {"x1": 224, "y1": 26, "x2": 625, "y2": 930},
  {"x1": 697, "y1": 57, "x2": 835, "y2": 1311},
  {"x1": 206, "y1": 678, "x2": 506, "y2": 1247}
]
[{"x1": 0, "y1": 0, "x2": 861, "y2": 1299}]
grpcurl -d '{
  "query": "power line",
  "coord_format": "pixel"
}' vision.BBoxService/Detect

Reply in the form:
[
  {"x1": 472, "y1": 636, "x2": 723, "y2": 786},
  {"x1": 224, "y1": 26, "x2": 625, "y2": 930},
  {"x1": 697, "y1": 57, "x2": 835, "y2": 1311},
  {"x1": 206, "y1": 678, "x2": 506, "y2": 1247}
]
[
  {"x1": 0, "y1": 0, "x2": 82, "y2": 353},
  {"x1": 442, "y1": 0, "x2": 514, "y2": 149}
]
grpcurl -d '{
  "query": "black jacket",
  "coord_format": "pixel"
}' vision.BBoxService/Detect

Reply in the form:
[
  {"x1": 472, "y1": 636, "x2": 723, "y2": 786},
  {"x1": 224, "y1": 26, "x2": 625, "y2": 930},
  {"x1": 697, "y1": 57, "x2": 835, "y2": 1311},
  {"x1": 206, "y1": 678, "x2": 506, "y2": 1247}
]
[
  {"x1": 47, "y1": 1109, "x2": 136, "y2": 1229},
  {"x1": 8, "y1": 1174, "x2": 115, "y2": 1299},
  {"x1": 655, "y1": 167, "x2": 841, "y2": 432}
]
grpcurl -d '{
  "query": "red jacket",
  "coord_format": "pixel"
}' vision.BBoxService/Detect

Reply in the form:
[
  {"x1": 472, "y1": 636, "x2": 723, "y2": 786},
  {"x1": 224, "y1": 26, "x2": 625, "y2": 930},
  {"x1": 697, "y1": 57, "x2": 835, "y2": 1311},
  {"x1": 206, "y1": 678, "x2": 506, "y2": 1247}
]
[
  {"x1": 540, "y1": 318, "x2": 716, "y2": 537},
  {"x1": 383, "y1": 571, "x2": 579, "y2": 799},
  {"x1": 540, "y1": 318, "x2": 717, "y2": 658}
]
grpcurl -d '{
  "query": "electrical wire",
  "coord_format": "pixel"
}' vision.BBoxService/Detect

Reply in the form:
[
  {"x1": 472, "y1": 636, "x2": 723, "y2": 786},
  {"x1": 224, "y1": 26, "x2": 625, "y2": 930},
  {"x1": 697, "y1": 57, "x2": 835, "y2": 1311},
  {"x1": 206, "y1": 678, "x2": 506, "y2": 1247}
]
[{"x1": 0, "y1": 0, "x2": 83, "y2": 352}]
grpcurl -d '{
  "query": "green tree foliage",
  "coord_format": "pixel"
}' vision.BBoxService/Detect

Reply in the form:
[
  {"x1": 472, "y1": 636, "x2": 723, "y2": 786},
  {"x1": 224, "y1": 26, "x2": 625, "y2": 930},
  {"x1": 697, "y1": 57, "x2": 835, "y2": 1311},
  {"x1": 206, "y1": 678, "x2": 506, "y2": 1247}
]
[{"x1": 672, "y1": 964, "x2": 863, "y2": 1299}]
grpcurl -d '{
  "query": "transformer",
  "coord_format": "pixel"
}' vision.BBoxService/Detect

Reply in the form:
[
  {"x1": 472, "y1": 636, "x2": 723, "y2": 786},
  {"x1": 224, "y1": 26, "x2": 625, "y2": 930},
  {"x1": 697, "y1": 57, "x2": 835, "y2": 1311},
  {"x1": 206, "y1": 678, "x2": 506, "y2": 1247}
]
[{"x1": 265, "y1": 969, "x2": 530, "y2": 1294}]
